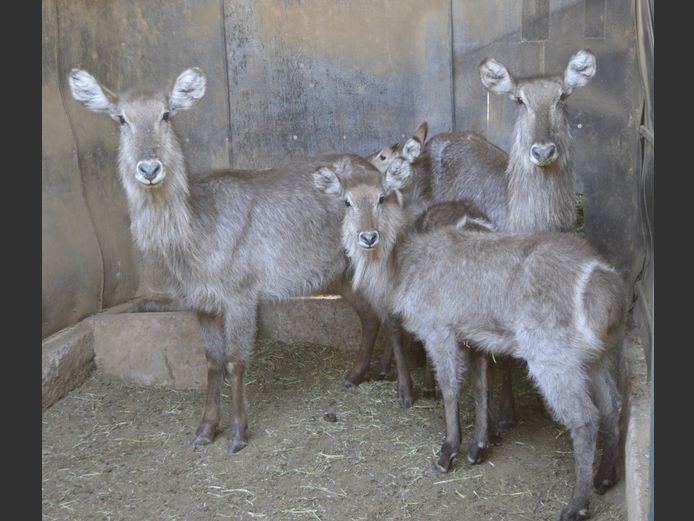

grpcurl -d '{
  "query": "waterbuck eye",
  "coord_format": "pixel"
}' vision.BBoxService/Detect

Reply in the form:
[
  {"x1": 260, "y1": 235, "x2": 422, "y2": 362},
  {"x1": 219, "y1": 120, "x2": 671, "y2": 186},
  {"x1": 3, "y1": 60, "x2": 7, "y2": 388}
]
[
  {"x1": 118, "y1": 115, "x2": 126, "y2": 125},
  {"x1": 344, "y1": 200, "x2": 352, "y2": 207},
  {"x1": 378, "y1": 195, "x2": 385, "y2": 204},
  {"x1": 515, "y1": 97, "x2": 524, "y2": 106},
  {"x1": 379, "y1": 154, "x2": 386, "y2": 161},
  {"x1": 162, "y1": 111, "x2": 170, "y2": 122}
]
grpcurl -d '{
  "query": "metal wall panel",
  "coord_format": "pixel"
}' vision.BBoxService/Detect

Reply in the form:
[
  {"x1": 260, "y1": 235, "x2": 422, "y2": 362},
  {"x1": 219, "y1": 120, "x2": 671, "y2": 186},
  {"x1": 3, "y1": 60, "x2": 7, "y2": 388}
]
[
  {"x1": 224, "y1": 0, "x2": 453, "y2": 169},
  {"x1": 42, "y1": 0, "x2": 103, "y2": 337}
]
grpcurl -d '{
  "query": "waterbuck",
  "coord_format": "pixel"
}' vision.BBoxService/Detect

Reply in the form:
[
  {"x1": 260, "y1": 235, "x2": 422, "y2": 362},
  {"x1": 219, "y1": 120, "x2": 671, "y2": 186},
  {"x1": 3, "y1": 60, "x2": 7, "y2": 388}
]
[
  {"x1": 370, "y1": 49, "x2": 597, "y2": 429},
  {"x1": 314, "y1": 157, "x2": 624, "y2": 521},
  {"x1": 68, "y1": 67, "x2": 413, "y2": 453}
]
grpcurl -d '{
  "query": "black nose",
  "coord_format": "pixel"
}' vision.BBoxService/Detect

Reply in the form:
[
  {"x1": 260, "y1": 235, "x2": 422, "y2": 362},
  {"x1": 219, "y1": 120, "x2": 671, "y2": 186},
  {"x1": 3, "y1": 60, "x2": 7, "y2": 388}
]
[
  {"x1": 137, "y1": 160, "x2": 162, "y2": 180},
  {"x1": 530, "y1": 143, "x2": 558, "y2": 164},
  {"x1": 359, "y1": 231, "x2": 379, "y2": 247}
]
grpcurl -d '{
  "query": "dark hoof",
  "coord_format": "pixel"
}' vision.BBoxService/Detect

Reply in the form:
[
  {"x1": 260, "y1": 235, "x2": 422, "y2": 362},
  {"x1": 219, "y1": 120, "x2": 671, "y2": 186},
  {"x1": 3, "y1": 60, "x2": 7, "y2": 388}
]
[
  {"x1": 465, "y1": 443, "x2": 487, "y2": 465},
  {"x1": 399, "y1": 395, "x2": 413, "y2": 409},
  {"x1": 421, "y1": 388, "x2": 437, "y2": 400},
  {"x1": 424, "y1": 463, "x2": 448, "y2": 476},
  {"x1": 228, "y1": 438, "x2": 247, "y2": 454},
  {"x1": 593, "y1": 471, "x2": 618, "y2": 495},
  {"x1": 430, "y1": 441, "x2": 458, "y2": 473},
  {"x1": 191, "y1": 423, "x2": 217, "y2": 446},
  {"x1": 559, "y1": 506, "x2": 590, "y2": 521},
  {"x1": 343, "y1": 370, "x2": 368, "y2": 388},
  {"x1": 489, "y1": 431, "x2": 502, "y2": 446}
]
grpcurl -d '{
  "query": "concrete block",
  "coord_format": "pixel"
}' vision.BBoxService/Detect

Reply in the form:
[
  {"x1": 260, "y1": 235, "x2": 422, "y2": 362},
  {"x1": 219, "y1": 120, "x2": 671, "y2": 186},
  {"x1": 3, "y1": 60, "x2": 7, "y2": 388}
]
[
  {"x1": 42, "y1": 322, "x2": 95, "y2": 409},
  {"x1": 258, "y1": 295, "x2": 387, "y2": 353},
  {"x1": 93, "y1": 311, "x2": 207, "y2": 390}
]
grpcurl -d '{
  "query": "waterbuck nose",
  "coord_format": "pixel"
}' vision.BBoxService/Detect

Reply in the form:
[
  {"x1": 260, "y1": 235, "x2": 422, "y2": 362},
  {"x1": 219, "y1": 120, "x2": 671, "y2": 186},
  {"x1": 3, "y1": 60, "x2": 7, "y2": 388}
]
[
  {"x1": 136, "y1": 160, "x2": 163, "y2": 181},
  {"x1": 358, "y1": 231, "x2": 379, "y2": 248},
  {"x1": 530, "y1": 142, "x2": 558, "y2": 165}
]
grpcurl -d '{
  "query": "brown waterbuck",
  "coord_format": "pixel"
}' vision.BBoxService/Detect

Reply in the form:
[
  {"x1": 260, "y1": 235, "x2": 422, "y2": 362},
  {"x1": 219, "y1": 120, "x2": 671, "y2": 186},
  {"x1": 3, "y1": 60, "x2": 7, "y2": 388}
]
[
  {"x1": 315, "y1": 156, "x2": 624, "y2": 521},
  {"x1": 68, "y1": 67, "x2": 413, "y2": 454}
]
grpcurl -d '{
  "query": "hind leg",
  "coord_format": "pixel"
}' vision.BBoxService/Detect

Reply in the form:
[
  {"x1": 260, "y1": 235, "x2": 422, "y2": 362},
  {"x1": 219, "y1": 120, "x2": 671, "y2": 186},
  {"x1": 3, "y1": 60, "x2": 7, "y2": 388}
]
[
  {"x1": 591, "y1": 364, "x2": 622, "y2": 494},
  {"x1": 526, "y1": 358, "x2": 599, "y2": 521},
  {"x1": 192, "y1": 313, "x2": 225, "y2": 446},
  {"x1": 498, "y1": 356, "x2": 517, "y2": 429},
  {"x1": 466, "y1": 349, "x2": 496, "y2": 464},
  {"x1": 339, "y1": 285, "x2": 381, "y2": 387},
  {"x1": 223, "y1": 301, "x2": 258, "y2": 454}
]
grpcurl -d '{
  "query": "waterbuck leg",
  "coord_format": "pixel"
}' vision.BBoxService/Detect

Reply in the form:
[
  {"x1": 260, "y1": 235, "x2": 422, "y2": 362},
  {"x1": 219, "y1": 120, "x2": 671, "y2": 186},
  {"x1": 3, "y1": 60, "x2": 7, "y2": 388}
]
[
  {"x1": 498, "y1": 356, "x2": 517, "y2": 429},
  {"x1": 422, "y1": 353, "x2": 437, "y2": 400},
  {"x1": 385, "y1": 316, "x2": 414, "y2": 408},
  {"x1": 466, "y1": 349, "x2": 494, "y2": 464},
  {"x1": 192, "y1": 313, "x2": 225, "y2": 446},
  {"x1": 223, "y1": 302, "x2": 257, "y2": 454},
  {"x1": 376, "y1": 334, "x2": 393, "y2": 380},
  {"x1": 527, "y1": 359, "x2": 599, "y2": 521},
  {"x1": 339, "y1": 285, "x2": 381, "y2": 387},
  {"x1": 591, "y1": 364, "x2": 622, "y2": 494},
  {"x1": 424, "y1": 329, "x2": 465, "y2": 474},
  {"x1": 486, "y1": 354, "x2": 502, "y2": 445}
]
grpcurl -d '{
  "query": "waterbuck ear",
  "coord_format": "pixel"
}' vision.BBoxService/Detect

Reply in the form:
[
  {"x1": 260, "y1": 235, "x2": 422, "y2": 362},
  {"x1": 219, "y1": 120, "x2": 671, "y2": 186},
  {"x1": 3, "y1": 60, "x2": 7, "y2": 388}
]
[
  {"x1": 479, "y1": 58, "x2": 516, "y2": 96},
  {"x1": 401, "y1": 121, "x2": 427, "y2": 163},
  {"x1": 563, "y1": 49, "x2": 596, "y2": 95},
  {"x1": 413, "y1": 121, "x2": 428, "y2": 144},
  {"x1": 383, "y1": 158, "x2": 412, "y2": 193},
  {"x1": 169, "y1": 67, "x2": 207, "y2": 114},
  {"x1": 313, "y1": 167, "x2": 342, "y2": 195},
  {"x1": 68, "y1": 69, "x2": 118, "y2": 117}
]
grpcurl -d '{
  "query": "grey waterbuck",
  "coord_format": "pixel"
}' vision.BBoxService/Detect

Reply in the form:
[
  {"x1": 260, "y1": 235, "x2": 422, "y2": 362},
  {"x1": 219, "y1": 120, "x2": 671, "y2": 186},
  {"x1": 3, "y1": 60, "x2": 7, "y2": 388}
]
[
  {"x1": 68, "y1": 67, "x2": 413, "y2": 453},
  {"x1": 370, "y1": 49, "x2": 598, "y2": 428},
  {"x1": 314, "y1": 157, "x2": 624, "y2": 521}
]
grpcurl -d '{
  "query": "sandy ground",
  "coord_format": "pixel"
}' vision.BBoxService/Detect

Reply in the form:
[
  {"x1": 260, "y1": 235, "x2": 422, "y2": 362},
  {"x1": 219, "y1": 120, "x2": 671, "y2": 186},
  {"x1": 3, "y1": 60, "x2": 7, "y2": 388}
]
[{"x1": 42, "y1": 338, "x2": 625, "y2": 521}]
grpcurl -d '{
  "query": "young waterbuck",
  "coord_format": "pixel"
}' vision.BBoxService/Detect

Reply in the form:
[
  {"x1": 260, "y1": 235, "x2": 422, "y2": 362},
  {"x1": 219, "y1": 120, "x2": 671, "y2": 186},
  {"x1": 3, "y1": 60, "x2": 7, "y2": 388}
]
[
  {"x1": 370, "y1": 49, "x2": 598, "y2": 429},
  {"x1": 68, "y1": 67, "x2": 413, "y2": 453},
  {"x1": 315, "y1": 157, "x2": 624, "y2": 521}
]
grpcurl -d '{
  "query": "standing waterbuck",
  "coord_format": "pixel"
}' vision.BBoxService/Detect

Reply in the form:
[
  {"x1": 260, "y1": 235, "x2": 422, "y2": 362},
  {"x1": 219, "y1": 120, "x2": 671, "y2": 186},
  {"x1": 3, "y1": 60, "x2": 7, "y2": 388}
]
[
  {"x1": 68, "y1": 67, "x2": 413, "y2": 453},
  {"x1": 370, "y1": 49, "x2": 597, "y2": 429},
  {"x1": 315, "y1": 157, "x2": 624, "y2": 521}
]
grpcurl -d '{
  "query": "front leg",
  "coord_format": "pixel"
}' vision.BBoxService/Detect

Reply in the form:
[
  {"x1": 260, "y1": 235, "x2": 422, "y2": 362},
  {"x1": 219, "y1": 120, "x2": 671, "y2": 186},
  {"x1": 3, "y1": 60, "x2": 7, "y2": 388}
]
[
  {"x1": 466, "y1": 349, "x2": 501, "y2": 464},
  {"x1": 384, "y1": 315, "x2": 414, "y2": 408},
  {"x1": 424, "y1": 329, "x2": 466, "y2": 474},
  {"x1": 192, "y1": 313, "x2": 225, "y2": 446},
  {"x1": 338, "y1": 284, "x2": 381, "y2": 387},
  {"x1": 223, "y1": 301, "x2": 258, "y2": 454},
  {"x1": 498, "y1": 356, "x2": 517, "y2": 429}
]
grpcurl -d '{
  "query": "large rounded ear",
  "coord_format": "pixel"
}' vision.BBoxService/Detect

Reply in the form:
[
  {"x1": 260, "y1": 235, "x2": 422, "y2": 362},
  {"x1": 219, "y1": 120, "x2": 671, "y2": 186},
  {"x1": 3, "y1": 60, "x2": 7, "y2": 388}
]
[
  {"x1": 479, "y1": 58, "x2": 516, "y2": 96},
  {"x1": 563, "y1": 49, "x2": 596, "y2": 95},
  {"x1": 383, "y1": 158, "x2": 412, "y2": 193},
  {"x1": 68, "y1": 69, "x2": 118, "y2": 118},
  {"x1": 169, "y1": 67, "x2": 207, "y2": 114},
  {"x1": 401, "y1": 121, "x2": 428, "y2": 163},
  {"x1": 313, "y1": 166, "x2": 342, "y2": 195}
]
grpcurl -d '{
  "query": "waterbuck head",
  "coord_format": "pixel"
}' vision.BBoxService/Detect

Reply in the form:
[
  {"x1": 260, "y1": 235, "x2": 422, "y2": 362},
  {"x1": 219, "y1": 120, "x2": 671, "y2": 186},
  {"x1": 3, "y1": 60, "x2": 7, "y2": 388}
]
[
  {"x1": 68, "y1": 67, "x2": 206, "y2": 194},
  {"x1": 479, "y1": 49, "x2": 596, "y2": 168},
  {"x1": 313, "y1": 156, "x2": 412, "y2": 263},
  {"x1": 368, "y1": 121, "x2": 428, "y2": 175}
]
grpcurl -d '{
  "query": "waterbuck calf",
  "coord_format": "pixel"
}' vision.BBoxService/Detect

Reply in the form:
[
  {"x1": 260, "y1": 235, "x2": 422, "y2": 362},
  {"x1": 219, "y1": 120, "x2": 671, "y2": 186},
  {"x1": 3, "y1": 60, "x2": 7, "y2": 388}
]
[
  {"x1": 68, "y1": 67, "x2": 413, "y2": 453},
  {"x1": 314, "y1": 158, "x2": 624, "y2": 521},
  {"x1": 371, "y1": 49, "x2": 598, "y2": 428}
]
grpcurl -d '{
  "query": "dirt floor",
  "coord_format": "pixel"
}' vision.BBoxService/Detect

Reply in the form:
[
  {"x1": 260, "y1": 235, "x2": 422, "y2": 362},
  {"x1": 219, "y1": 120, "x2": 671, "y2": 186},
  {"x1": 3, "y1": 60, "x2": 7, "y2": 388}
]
[{"x1": 42, "y1": 338, "x2": 626, "y2": 521}]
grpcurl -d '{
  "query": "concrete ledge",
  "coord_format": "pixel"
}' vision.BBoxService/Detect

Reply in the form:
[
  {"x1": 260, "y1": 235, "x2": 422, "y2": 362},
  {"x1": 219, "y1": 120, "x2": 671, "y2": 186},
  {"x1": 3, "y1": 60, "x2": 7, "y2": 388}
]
[
  {"x1": 42, "y1": 321, "x2": 95, "y2": 410},
  {"x1": 623, "y1": 323, "x2": 651, "y2": 521}
]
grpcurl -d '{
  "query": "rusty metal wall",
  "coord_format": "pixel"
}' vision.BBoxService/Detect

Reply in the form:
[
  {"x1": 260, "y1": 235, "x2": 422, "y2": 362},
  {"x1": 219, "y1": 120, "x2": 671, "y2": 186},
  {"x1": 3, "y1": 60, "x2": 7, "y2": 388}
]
[{"x1": 42, "y1": 0, "x2": 647, "y2": 336}]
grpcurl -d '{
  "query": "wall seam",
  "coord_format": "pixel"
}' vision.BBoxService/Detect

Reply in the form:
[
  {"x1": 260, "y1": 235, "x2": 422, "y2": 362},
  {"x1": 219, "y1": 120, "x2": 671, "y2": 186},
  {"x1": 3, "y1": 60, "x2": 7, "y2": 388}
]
[
  {"x1": 54, "y1": 0, "x2": 106, "y2": 313},
  {"x1": 449, "y1": 0, "x2": 457, "y2": 131},
  {"x1": 219, "y1": 0, "x2": 234, "y2": 168}
]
